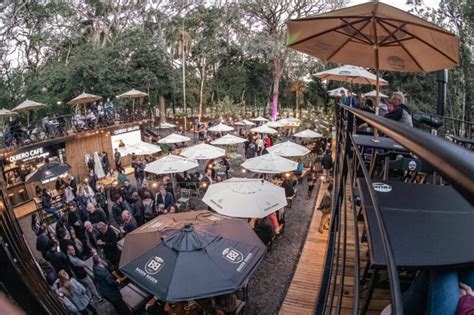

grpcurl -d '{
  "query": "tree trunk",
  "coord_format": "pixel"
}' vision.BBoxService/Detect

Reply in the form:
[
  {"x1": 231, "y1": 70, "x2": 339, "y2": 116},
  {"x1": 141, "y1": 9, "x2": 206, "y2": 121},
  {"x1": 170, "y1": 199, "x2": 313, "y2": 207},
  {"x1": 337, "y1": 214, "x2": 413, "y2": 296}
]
[
  {"x1": 159, "y1": 95, "x2": 166, "y2": 123},
  {"x1": 271, "y1": 57, "x2": 282, "y2": 120},
  {"x1": 198, "y1": 58, "x2": 207, "y2": 122}
]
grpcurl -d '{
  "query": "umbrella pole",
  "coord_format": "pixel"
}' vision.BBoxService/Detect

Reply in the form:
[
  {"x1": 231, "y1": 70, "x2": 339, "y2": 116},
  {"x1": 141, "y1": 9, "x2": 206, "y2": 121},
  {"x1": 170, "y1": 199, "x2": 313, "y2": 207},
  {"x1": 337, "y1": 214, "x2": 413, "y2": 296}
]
[{"x1": 373, "y1": 13, "x2": 380, "y2": 142}]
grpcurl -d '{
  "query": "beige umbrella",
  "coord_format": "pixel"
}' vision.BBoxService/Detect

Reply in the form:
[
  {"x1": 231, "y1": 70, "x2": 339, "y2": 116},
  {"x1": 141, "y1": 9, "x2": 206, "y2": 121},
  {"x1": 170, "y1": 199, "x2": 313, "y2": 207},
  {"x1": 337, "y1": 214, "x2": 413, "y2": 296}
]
[
  {"x1": 315, "y1": 65, "x2": 388, "y2": 86},
  {"x1": 117, "y1": 89, "x2": 148, "y2": 112},
  {"x1": 327, "y1": 87, "x2": 349, "y2": 98},
  {"x1": 0, "y1": 108, "x2": 18, "y2": 117},
  {"x1": 67, "y1": 93, "x2": 102, "y2": 105},
  {"x1": 364, "y1": 90, "x2": 388, "y2": 98},
  {"x1": 287, "y1": 0, "x2": 459, "y2": 136},
  {"x1": 12, "y1": 99, "x2": 46, "y2": 125}
]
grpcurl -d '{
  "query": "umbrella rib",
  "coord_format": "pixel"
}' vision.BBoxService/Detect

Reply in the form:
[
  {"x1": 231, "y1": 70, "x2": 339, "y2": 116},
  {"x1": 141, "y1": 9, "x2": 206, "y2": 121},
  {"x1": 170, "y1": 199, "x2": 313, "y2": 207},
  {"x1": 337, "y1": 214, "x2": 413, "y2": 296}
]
[
  {"x1": 383, "y1": 36, "x2": 415, "y2": 46},
  {"x1": 377, "y1": 21, "x2": 425, "y2": 72},
  {"x1": 334, "y1": 30, "x2": 370, "y2": 45},
  {"x1": 378, "y1": 21, "x2": 408, "y2": 46},
  {"x1": 341, "y1": 17, "x2": 374, "y2": 45},
  {"x1": 326, "y1": 19, "x2": 372, "y2": 61},
  {"x1": 288, "y1": 17, "x2": 370, "y2": 47},
  {"x1": 380, "y1": 20, "x2": 458, "y2": 64},
  {"x1": 379, "y1": 17, "x2": 458, "y2": 37}
]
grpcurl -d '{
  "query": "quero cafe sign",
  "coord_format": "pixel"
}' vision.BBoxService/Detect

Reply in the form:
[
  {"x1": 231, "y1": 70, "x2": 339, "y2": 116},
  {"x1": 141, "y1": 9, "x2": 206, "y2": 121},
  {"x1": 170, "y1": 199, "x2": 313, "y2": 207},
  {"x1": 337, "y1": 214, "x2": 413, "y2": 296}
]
[{"x1": 8, "y1": 148, "x2": 50, "y2": 163}]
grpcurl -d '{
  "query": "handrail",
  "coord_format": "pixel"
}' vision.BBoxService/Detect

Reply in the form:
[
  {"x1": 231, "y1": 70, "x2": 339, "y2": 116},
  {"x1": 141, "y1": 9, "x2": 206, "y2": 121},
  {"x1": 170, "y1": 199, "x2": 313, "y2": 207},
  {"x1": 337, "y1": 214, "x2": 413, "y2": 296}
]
[{"x1": 343, "y1": 105, "x2": 474, "y2": 204}]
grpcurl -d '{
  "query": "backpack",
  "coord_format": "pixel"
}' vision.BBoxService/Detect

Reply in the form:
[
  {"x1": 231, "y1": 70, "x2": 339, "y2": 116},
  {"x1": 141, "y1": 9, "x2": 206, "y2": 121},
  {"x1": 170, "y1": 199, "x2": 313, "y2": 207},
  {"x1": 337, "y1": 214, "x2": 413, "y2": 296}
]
[{"x1": 143, "y1": 199, "x2": 155, "y2": 219}]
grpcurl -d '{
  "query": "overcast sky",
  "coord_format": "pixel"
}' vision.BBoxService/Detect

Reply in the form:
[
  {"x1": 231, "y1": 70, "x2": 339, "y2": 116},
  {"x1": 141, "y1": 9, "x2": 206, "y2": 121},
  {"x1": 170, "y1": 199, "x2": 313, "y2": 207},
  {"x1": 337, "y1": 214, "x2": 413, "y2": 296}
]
[{"x1": 350, "y1": 0, "x2": 440, "y2": 11}]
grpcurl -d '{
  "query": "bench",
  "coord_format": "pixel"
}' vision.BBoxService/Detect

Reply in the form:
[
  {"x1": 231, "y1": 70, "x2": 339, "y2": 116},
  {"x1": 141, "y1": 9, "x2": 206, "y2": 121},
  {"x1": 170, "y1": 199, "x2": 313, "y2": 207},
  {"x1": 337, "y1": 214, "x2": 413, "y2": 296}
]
[{"x1": 121, "y1": 283, "x2": 150, "y2": 312}]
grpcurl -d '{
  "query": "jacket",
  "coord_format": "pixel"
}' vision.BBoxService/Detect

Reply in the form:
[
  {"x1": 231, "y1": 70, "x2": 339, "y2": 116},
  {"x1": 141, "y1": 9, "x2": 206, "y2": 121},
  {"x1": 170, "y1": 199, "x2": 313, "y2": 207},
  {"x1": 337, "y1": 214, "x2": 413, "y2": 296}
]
[
  {"x1": 321, "y1": 155, "x2": 333, "y2": 170},
  {"x1": 68, "y1": 254, "x2": 88, "y2": 280},
  {"x1": 93, "y1": 265, "x2": 123, "y2": 302},
  {"x1": 384, "y1": 104, "x2": 413, "y2": 127},
  {"x1": 112, "y1": 201, "x2": 131, "y2": 225},
  {"x1": 97, "y1": 227, "x2": 121, "y2": 265},
  {"x1": 58, "y1": 278, "x2": 90, "y2": 311},
  {"x1": 155, "y1": 192, "x2": 175, "y2": 209}
]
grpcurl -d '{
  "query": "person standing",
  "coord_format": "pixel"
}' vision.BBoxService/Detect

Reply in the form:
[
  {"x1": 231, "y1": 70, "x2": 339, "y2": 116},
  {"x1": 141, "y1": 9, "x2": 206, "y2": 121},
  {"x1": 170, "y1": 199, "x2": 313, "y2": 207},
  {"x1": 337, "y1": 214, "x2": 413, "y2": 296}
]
[
  {"x1": 114, "y1": 148, "x2": 125, "y2": 173},
  {"x1": 256, "y1": 136, "x2": 264, "y2": 156},
  {"x1": 88, "y1": 169, "x2": 98, "y2": 193},
  {"x1": 96, "y1": 222, "x2": 121, "y2": 270},
  {"x1": 93, "y1": 255, "x2": 131, "y2": 315},
  {"x1": 101, "y1": 151, "x2": 111, "y2": 176},
  {"x1": 130, "y1": 192, "x2": 145, "y2": 226},
  {"x1": 321, "y1": 150, "x2": 333, "y2": 183},
  {"x1": 318, "y1": 183, "x2": 333, "y2": 233},
  {"x1": 307, "y1": 166, "x2": 317, "y2": 200},
  {"x1": 121, "y1": 210, "x2": 138, "y2": 234},
  {"x1": 112, "y1": 195, "x2": 131, "y2": 226},
  {"x1": 66, "y1": 245, "x2": 102, "y2": 301},
  {"x1": 155, "y1": 185, "x2": 175, "y2": 210},
  {"x1": 57, "y1": 269, "x2": 98, "y2": 315}
]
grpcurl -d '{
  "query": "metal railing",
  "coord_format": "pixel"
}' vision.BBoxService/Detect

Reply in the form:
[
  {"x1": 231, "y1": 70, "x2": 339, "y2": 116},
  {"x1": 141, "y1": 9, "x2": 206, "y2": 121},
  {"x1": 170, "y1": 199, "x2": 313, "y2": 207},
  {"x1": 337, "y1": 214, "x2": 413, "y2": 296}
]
[
  {"x1": 315, "y1": 105, "x2": 474, "y2": 314},
  {"x1": 413, "y1": 112, "x2": 473, "y2": 138}
]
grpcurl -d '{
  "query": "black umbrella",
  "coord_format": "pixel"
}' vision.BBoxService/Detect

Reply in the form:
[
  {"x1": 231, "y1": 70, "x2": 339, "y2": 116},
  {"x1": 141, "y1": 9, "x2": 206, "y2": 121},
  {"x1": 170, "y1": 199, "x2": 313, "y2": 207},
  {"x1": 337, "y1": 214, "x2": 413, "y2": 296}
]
[
  {"x1": 25, "y1": 162, "x2": 71, "y2": 183},
  {"x1": 119, "y1": 211, "x2": 266, "y2": 302}
]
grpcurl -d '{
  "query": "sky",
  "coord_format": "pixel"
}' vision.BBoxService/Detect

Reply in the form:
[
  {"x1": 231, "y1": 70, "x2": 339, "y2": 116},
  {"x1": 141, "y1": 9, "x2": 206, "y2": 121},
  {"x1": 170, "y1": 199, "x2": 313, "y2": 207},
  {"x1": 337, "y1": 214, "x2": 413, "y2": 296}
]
[{"x1": 350, "y1": 0, "x2": 440, "y2": 11}]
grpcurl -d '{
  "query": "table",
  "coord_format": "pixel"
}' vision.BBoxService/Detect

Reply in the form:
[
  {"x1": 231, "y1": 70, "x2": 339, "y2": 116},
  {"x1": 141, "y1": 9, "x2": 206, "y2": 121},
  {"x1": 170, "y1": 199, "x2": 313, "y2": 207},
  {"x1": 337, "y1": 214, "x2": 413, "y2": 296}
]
[
  {"x1": 352, "y1": 134, "x2": 406, "y2": 151},
  {"x1": 358, "y1": 180, "x2": 474, "y2": 313},
  {"x1": 358, "y1": 180, "x2": 474, "y2": 269}
]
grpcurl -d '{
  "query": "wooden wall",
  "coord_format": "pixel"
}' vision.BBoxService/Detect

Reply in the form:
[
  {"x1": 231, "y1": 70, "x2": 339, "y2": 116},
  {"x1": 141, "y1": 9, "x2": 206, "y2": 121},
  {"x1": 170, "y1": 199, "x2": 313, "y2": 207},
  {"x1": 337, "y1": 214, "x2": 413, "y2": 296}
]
[{"x1": 65, "y1": 130, "x2": 113, "y2": 177}]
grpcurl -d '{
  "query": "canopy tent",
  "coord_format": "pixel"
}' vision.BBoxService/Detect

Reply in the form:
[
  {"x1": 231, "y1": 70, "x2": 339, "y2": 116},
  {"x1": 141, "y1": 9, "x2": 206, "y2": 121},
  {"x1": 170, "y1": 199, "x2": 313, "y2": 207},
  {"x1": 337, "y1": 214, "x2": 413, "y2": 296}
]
[
  {"x1": 180, "y1": 143, "x2": 225, "y2": 160},
  {"x1": 314, "y1": 65, "x2": 388, "y2": 86},
  {"x1": 158, "y1": 133, "x2": 191, "y2": 144},
  {"x1": 158, "y1": 122, "x2": 177, "y2": 129},
  {"x1": 207, "y1": 123, "x2": 234, "y2": 133},
  {"x1": 250, "y1": 125, "x2": 278, "y2": 135},
  {"x1": 211, "y1": 134, "x2": 247, "y2": 146},
  {"x1": 267, "y1": 140, "x2": 310, "y2": 157},
  {"x1": 202, "y1": 178, "x2": 287, "y2": 218},
  {"x1": 119, "y1": 211, "x2": 266, "y2": 302},
  {"x1": 364, "y1": 90, "x2": 389, "y2": 98},
  {"x1": 328, "y1": 87, "x2": 349, "y2": 98},
  {"x1": 145, "y1": 154, "x2": 198, "y2": 175},
  {"x1": 12, "y1": 99, "x2": 46, "y2": 124},
  {"x1": 241, "y1": 153, "x2": 298, "y2": 174},
  {"x1": 293, "y1": 129, "x2": 323, "y2": 138},
  {"x1": 67, "y1": 93, "x2": 101, "y2": 105}
]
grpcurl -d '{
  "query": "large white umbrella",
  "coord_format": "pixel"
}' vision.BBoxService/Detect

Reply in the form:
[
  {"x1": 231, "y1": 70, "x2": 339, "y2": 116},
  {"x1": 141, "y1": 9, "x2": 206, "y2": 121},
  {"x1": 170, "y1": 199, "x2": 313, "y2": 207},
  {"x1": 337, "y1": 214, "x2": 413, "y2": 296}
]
[
  {"x1": 180, "y1": 143, "x2": 225, "y2": 160},
  {"x1": 0, "y1": 108, "x2": 18, "y2": 117},
  {"x1": 158, "y1": 133, "x2": 191, "y2": 144},
  {"x1": 158, "y1": 122, "x2": 177, "y2": 129},
  {"x1": 207, "y1": 122, "x2": 234, "y2": 133},
  {"x1": 364, "y1": 90, "x2": 389, "y2": 98},
  {"x1": 293, "y1": 129, "x2": 323, "y2": 138},
  {"x1": 265, "y1": 120, "x2": 283, "y2": 128},
  {"x1": 277, "y1": 117, "x2": 301, "y2": 127},
  {"x1": 211, "y1": 134, "x2": 247, "y2": 146},
  {"x1": 252, "y1": 116, "x2": 269, "y2": 122},
  {"x1": 93, "y1": 152, "x2": 106, "y2": 179},
  {"x1": 242, "y1": 119, "x2": 256, "y2": 126},
  {"x1": 241, "y1": 153, "x2": 298, "y2": 174},
  {"x1": 202, "y1": 177, "x2": 287, "y2": 218},
  {"x1": 145, "y1": 154, "x2": 198, "y2": 175},
  {"x1": 314, "y1": 65, "x2": 388, "y2": 86},
  {"x1": 118, "y1": 142, "x2": 162, "y2": 156},
  {"x1": 250, "y1": 125, "x2": 278, "y2": 135},
  {"x1": 12, "y1": 99, "x2": 46, "y2": 125},
  {"x1": 327, "y1": 87, "x2": 349, "y2": 98},
  {"x1": 267, "y1": 140, "x2": 310, "y2": 157}
]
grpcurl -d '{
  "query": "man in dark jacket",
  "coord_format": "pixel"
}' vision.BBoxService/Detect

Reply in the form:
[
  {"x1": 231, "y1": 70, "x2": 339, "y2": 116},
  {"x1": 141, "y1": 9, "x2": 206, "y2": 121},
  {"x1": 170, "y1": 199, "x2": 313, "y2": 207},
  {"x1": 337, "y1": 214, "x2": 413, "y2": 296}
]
[
  {"x1": 122, "y1": 180, "x2": 137, "y2": 204},
  {"x1": 112, "y1": 195, "x2": 131, "y2": 226},
  {"x1": 45, "y1": 240, "x2": 72, "y2": 276},
  {"x1": 121, "y1": 210, "x2": 138, "y2": 234},
  {"x1": 96, "y1": 222, "x2": 121, "y2": 270},
  {"x1": 130, "y1": 192, "x2": 145, "y2": 226},
  {"x1": 155, "y1": 186, "x2": 175, "y2": 210},
  {"x1": 36, "y1": 225, "x2": 51, "y2": 259},
  {"x1": 321, "y1": 149, "x2": 333, "y2": 183},
  {"x1": 67, "y1": 245, "x2": 102, "y2": 300},
  {"x1": 68, "y1": 203, "x2": 92, "y2": 258},
  {"x1": 384, "y1": 92, "x2": 413, "y2": 127},
  {"x1": 87, "y1": 203, "x2": 107, "y2": 225}
]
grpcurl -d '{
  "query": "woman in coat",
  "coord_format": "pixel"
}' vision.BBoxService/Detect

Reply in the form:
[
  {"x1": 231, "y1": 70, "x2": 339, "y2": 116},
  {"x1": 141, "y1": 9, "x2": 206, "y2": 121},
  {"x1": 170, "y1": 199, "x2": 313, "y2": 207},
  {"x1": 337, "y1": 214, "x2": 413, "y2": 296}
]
[{"x1": 57, "y1": 270, "x2": 98, "y2": 315}]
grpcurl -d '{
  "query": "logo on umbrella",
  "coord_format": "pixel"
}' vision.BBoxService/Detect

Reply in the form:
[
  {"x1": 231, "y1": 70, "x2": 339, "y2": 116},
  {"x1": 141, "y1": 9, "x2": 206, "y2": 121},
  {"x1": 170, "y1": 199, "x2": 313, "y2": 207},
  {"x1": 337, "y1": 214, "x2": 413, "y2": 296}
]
[
  {"x1": 372, "y1": 182, "x2": 392, "y2": 193},
  {"x1": 387, "y1": 56, "x2": 405, "y2": 70},
  {"x1": 222, "y1": 248, "x2": 244, "y2": 264},
  {"x1": 145, "y1": 256, "x2": 165, "y2": 274}
]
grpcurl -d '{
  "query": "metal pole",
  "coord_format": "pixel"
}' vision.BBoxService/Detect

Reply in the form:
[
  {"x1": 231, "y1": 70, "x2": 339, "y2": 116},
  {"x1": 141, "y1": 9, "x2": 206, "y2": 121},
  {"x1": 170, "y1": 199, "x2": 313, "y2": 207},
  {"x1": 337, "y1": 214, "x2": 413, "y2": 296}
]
[{"x1": 436, "y1": 69, "x2": 447, "y2": 117}]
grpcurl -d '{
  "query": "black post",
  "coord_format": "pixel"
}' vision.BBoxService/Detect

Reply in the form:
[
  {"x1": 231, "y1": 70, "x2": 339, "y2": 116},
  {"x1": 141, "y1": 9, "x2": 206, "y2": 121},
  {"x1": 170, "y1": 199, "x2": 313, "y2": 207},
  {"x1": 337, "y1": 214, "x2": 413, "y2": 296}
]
[{"x1": 436, "y1": 69, "x2": 448, "y2": 117}]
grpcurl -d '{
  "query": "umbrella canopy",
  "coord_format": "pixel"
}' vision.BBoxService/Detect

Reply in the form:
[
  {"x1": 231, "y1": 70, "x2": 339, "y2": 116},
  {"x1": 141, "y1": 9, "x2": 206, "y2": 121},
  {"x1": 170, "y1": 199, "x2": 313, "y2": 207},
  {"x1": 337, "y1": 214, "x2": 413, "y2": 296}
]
[
  {"x1": 277, "y1": 117, "x2": 301, "y2": 127},
  {"x1": 314, "y1": 65, "x2": 388, "y2": 86},
  {"x1": 118, "y1": 142, "x2": 162, "y2": 156},
  {"x1": 158, "y1": 133, "x2": 191, "y2": 144},
  {"x1": 158, "y1": 122, "x2": 177, "y2": 129},
  {"x1": 0, "y1": 108, "x2": 18, "y2": 117},
  {"x1": 242, "y1": 119, "x2": 256, "y2": 126},
  {"x1": 67, "y1": 93, "x2": 102, "y2": 105},
  {"x1": 364, "y1": 90, "x2": 389, "y2": 98},
  {"x1": 211, "y1": 134, "x2": 248, "y2": 146},
  {"x1": 180, "y1": 143, "x2": 225, "y2": 160},
  {"x1": 287, "y1": 2, "x2": 459, "y2": 73},
  {"x1": 94, "y1": 152, "x2": 106, "y2": 179},
  {"x1": 267, "y1": 140, "x2": 310, "y2": 157},
  {"x1": 328, "y1": 87, "x2": 349, "y2": 97},
  {"x1": 202, "y1": 178, "x2": 287, "y2": 218},
  {"x1": 119, "y1": 211, "x2": 266, "y2": 302},
  {"x1": 241, "y1": 153, "x2": 298, "y2": 174},
  {"x1": 293, "y1": 129, "x2": 323, "y2": 138},
  {"x1": 207, "y1": 123, "x2": 234, "y2": 133},
  {"x1": 250, "y1": 125, "x2": 278, "y2": 135},
  {"x1": 252, "y1": 116, "x2": 269, "y2": 122},
  {"x1": 25, "y1": 162, "x2": 70, "y2": 183},
  {"x1": 265, "y1": 120, "x2": 283, "y2": 128},
  {"x1": 145, "y1": 154, "x2": 198, "y2": 175},
  {"x1": 12, "y1": 99, "x2": 45, "y2": 112},
  {"x1": 117, "y1": 89, "x2": 148, "y2": 99}
]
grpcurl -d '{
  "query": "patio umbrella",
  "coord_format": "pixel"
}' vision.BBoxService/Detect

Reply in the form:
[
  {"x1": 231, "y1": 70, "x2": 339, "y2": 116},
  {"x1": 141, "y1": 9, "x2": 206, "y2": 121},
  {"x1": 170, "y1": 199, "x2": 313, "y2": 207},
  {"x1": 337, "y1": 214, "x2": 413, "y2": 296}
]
[
  {"x1": 293, "y1": 129, "x2": 323, "y2": 138},
  {"x1": 277, "y1": 117, "x2": 301, "y2": 127},
  {"x1": 267, "y1": 140, "x2": 310, "y2": 157},
  {"x1": 241, "y1": 153, "x2": 298, "y2": 174},
  {"x1": 119, "y1": 211, "x2": 266, "y2": 302},
  {"x1": 180, "y1": 143, "x2": 225, "y2": 160},
  {"x1": 364, "y1": 90, "x2": 388, "y2": 98},
  {"x1": 0, "y1": 108, "x2": 18, "y2": 120},
  {"x1": 158, "y1": 133, "x2": 191, "y2": 144},
  {"x1": 118, "y1": 142, "x2": 161, "y2": 156},
  {"x1": 202, "y1": 178, "x2": 287, "y2": 218},
  {"x1": 207, "y1": 122, "x2": 234, "y2": 133},
  {"x1": 287, "y1": 1, "x2": 459, "y2": 116},
  {"x1": 265, "y1": 120, "x2": 283, "y2": 128},
  {"x1": 315, "y1": 65, "x2": 388, "y2": 86},
  {"x1": 158, "y1": 122, "x2": 177, "y2": 129},
  {"x1": 67, "y1": 93, "x2": 101, "y2": 105},
  {"x1": 25, "y1": 162, "x2": 71, "y2": 183},
  {"x1": 12, "y1": 99, "x2": 46, "y2": 125},
  {"x1": 117, "y1": 89, "x2": 148, "y2": 112},
  {"x1": 211, "y1": 134, "x2": 248, "y2": 146},
  {"x1": 252, "y1": 116, "x2": 269, "y2": 122},
  {"x1": 145, "y1": 154, "x2": 198, "y2": 175},
  {"x1": 328, "y1": 87, "x2": 349, "y2": 98},
  {"x1": 242, "y1": 119, "x2": 256, "y2": 126},
  {"x1": 250, "y1": 125, "x2": 278, "y2": 135},
  {"x1": 94, "y1": 152, "x2": 106, "y2": 179}
]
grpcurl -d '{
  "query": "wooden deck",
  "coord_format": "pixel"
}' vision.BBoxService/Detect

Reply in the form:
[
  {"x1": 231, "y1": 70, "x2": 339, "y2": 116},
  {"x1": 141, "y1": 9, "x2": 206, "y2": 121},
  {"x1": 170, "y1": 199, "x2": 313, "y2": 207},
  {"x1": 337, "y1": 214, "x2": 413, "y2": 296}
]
[{"x1": 279, "y1": 181, "x2": 391, "y2": 314}]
